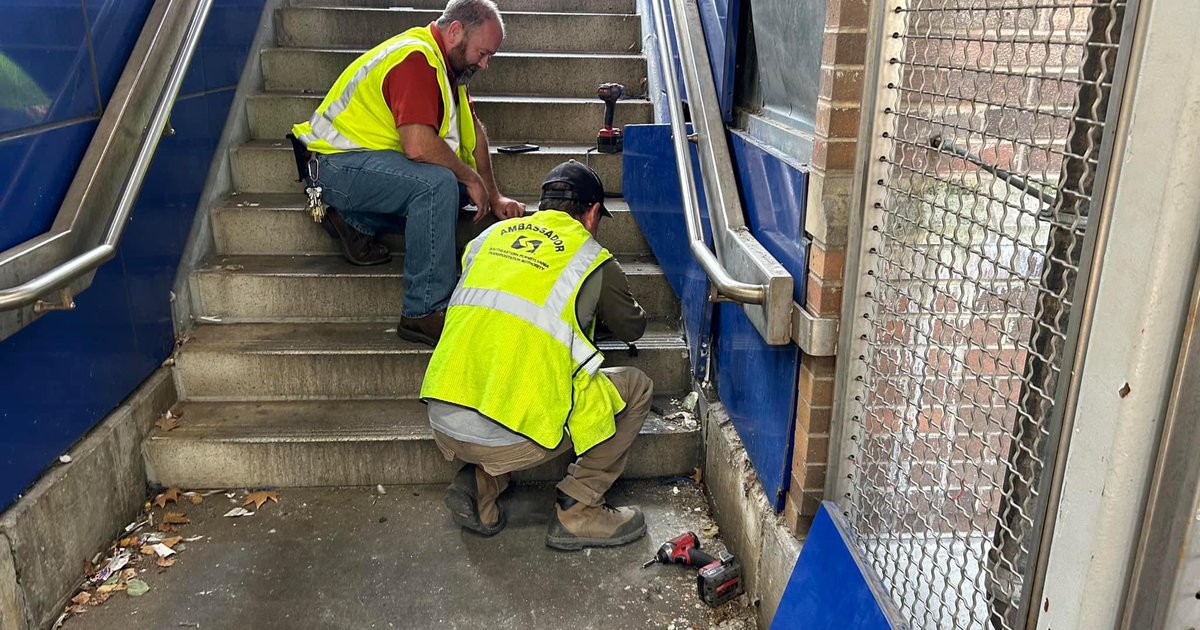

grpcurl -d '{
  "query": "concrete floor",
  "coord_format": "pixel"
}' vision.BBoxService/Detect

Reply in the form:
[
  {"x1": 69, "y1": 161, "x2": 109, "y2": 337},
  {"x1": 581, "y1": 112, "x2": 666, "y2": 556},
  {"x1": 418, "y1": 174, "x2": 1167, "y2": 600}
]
[{"x1": 63, "y1": 481, "x2": 756, "y2": 630}]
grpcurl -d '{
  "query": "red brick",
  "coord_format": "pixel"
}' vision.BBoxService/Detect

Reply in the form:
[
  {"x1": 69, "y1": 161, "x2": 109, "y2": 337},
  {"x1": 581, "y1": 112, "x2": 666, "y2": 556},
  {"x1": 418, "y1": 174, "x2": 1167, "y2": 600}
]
[
  {"x1": 815, "y1": 101, "x2": 862, "y2": 139},
  {"x1": 825, "y1": 0, "x2": 869, "y2": 29},
  {"x1": 819, "y1": 67, "x2": 865, "y2": 102},
  {"x1": 799, "y1": 363, "x2": 835, "y2": 405},
  {"x1": 797, "y1": 399, "x2": 833, "y2": 435},
  {"x1": 805, "y1": 273, "x2": 843, "y2": 317},
  {"x1": 808, "y1": 244, "x2": 846, "y2": 280},
  {"x1": 822, "y1": 30, "x2": 868, "y2": 66},
  {"x1": 812, "y1": 138, "x2": 858, "y2": 172}
]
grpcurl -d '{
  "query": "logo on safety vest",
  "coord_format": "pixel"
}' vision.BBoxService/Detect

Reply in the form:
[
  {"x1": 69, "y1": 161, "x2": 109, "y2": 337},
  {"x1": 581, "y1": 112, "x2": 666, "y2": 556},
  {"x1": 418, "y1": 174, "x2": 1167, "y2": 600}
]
[{"x1": 511, "y1": 235, "x2": 543, "y2": 254}]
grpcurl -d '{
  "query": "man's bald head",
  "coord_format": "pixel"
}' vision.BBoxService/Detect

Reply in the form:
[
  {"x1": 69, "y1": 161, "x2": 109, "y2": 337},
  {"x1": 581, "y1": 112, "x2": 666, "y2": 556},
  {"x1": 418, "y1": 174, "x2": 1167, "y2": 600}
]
[{"x1": 436, "y1": 0, "x2": 505, "y2": 37}]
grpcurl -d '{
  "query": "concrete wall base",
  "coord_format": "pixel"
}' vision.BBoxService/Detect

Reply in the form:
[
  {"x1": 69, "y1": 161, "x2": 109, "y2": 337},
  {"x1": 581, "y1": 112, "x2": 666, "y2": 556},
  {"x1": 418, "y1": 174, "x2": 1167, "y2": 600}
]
[
  {"x1": 698, "y1": 390, "x2": 802, "y2": 629},
  {"x1": 0, "y1": 369, "x2": 175, "y2": 630}
]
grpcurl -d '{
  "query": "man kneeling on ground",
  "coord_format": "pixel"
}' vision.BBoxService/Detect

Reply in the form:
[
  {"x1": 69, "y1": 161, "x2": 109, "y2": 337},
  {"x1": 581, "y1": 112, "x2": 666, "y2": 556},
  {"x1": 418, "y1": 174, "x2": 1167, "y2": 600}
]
[{"x1": 420, "y1": 160, "x2": 653, "y2": 550}]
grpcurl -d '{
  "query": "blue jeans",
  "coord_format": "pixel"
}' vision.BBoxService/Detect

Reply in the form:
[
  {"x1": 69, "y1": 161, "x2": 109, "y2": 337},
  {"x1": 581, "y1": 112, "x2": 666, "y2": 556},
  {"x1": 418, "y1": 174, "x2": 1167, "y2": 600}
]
[{"x1": 312, "y1": 150, "x2": 460, "y2": 318}]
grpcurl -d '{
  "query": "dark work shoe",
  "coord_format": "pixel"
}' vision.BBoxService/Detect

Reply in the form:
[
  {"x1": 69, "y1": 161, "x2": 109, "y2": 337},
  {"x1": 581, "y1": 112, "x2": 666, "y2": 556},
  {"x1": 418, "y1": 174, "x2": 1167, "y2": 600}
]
[
  {"x1": 445, "y1": 465, "x2": 505, "y2": 536},
  {"x1": 397, "y1": 310, "x2": 446, "y2": 347},
  {"x1": 321, "y1": 208, "x2": 391, "y2": 266},
  {"x1": 546, "y1": 492, "x2": 646, "y2": 551}
]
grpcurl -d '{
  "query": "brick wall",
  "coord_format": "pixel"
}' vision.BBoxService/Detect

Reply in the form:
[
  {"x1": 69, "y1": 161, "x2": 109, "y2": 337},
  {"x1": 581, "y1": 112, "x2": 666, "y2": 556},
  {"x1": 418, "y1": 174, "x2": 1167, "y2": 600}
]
[{"x1": 784, "y1": 0, "x2": 868, "y2": 536}]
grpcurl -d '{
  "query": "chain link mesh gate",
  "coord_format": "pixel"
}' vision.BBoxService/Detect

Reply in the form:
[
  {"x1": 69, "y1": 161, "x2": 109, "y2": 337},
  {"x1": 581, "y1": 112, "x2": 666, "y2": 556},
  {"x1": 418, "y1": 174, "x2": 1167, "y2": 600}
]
[{"x1": 835, "y1": 1, "x2": 1135, "y2": 628}]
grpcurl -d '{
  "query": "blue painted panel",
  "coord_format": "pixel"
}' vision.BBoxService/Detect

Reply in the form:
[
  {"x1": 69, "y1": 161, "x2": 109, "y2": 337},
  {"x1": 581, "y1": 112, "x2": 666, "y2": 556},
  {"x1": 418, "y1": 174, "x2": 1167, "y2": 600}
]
[
  {"x1": 715, "y1": 303, "x2": 799, "y2": 508},
  {"x1": 729, "y1": 130, "x2": 809, "y2": 304},
  {"x1": 0, "y1": 121, "x2": 98, "y2": 251},
  {"x1": 623, "y1": 123, "x2": 714, "y2": 379},
  {"x1": 0, "y1": 0, "x2": 267, "y2": 511},
  {"x1": 771, "y1": 503, "x2": 908, "y2": 630},
  {"x1": 0, "y1": 1, "x2": 99, "y2": 134},
  {"x1": 696, "y1": 0, "x2": 741, "y2": 123},
  {"x1": 713, "y1": 129, "x2": 809, "y2": 510},
  {"x1": 200, "y1": 0, "x2": 266, "y2": 90},
  {"x1": 87, "y1": 0, "x2": 156, "y2": 103}
]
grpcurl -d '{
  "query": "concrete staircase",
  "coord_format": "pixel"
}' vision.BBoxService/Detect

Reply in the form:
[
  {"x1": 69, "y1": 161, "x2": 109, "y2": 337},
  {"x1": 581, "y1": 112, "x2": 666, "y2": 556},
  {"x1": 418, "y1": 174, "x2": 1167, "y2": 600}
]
[{"x1": 145, "y1": 0, "x2": 696, "y2": 489}]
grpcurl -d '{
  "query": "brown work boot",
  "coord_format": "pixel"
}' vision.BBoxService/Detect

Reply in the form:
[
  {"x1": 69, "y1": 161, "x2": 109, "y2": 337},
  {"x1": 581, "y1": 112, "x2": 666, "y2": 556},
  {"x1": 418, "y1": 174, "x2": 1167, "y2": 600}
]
[
  {"x1": 397, "y1": 310, "x2": 445, "y2": 347},
  {"x1": 445, "y1": 464, "x2": 505, "y2": 536},
  {"x1": 546, "y1": 491, "x2": 646, "y2": 551},
  {"x1": 321, "y1": 208, "x2": 391, "y2": 266}
]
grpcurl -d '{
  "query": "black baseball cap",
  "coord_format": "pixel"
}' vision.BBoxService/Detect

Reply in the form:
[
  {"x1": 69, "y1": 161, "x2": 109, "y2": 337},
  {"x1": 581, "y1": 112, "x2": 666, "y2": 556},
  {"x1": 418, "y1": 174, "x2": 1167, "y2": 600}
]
[{"x1": 540, "y1": 160, "x2": 611, "y2": 217}]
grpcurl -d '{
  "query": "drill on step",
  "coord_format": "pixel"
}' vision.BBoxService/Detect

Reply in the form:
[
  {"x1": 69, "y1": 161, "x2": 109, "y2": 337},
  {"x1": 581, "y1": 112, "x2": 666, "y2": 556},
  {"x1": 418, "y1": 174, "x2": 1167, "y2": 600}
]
[
  {"x1": 642, "y1": 531, "x2": 745, "y2": 607},
  {"x1": 596, "y1": 82, "x2": 624, "y2": 153}
]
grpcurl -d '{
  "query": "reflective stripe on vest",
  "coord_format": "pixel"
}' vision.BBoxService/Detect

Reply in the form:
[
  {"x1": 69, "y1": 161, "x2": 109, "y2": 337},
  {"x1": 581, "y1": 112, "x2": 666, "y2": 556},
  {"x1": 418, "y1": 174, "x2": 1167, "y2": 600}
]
[{"x1": 291, "y1": 26, "x2": 476, "y2": 166}]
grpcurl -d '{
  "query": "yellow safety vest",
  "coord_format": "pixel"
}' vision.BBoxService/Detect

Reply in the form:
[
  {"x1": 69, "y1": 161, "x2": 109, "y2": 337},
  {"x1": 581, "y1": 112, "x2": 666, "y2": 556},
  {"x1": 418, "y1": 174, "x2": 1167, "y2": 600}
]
[
  {"x1": 421, "y1": 210, "x2": 627, "y2": 454},
  {"x1": 291, "y1": 26, "x2": 477, "y2": 167}
]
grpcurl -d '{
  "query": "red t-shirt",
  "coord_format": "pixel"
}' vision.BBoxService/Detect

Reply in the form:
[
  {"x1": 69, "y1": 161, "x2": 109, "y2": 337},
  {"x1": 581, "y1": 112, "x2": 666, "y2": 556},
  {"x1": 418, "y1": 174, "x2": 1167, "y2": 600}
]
[{"x1": 381, "y1": 23, "x2": 474, "y2": 130}]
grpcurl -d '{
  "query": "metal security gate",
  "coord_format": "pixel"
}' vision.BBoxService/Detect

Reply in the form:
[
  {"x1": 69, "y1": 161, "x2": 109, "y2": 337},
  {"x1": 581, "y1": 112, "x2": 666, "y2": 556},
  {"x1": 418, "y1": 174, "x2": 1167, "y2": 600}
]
[{"x1": 832, "y1": 1, "x2": 1138, "y2": 629}]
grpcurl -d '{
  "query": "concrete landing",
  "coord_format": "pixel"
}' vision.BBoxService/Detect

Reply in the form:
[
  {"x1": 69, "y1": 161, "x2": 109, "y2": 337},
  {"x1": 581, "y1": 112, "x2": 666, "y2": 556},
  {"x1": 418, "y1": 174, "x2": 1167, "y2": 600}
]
[{"x1": 62, "y1": 481, "x2": 756, "y2": 630}]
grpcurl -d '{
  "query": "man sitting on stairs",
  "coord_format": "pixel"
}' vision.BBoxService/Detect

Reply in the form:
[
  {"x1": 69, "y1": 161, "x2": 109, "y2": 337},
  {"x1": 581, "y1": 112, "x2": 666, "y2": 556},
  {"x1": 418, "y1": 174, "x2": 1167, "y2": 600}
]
[
  {"x1": 420, "y1": 160, "x2": 654, "y2": 550},
  {"x1": 291, "y1": 0, "x2": 525, "y2": 346}
]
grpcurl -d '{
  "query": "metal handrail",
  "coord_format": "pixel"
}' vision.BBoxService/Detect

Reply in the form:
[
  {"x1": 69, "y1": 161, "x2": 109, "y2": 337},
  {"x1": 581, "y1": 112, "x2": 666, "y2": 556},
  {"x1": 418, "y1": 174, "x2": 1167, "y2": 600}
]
[
  {"x1": 648, "y1": 0, "x2": 766, "y2": 306},
  {"x1": 0, "y1": 0, "x2": 213, "y2": 335}
]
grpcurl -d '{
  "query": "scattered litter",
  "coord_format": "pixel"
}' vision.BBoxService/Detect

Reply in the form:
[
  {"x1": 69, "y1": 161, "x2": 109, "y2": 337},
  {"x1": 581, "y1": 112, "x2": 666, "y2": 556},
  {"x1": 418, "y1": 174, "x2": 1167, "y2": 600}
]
[
  {"x1": 690, "y1": 467, "x2": 703, "y2": 485},
  {"x1": 148, "y1": 543, "x2": 176, "y2": 558},
  {"x1": 703, "y1": 523, "x2": 720, "y2": 538},
  {"x1": 197, "y1": 316, "x2": 223, "y2": 323},
  {"x1": 225, "y1": 492, "x2": 237, "y2": 499},
  {"x1": 268, "y1": 529, "x2": 277, "y2": 534},
  {"x1": 672, "y1": 486, "x2": 680, "y2": 495},
  {"x1": 58, "y1": 454, "x2": 73, "y2": 464},
  {"x1": 124, "y1": 518, "x2": 150, "y2": 533},
  {"x1": 183, "y1": 535, "x2": 204, "y2": 542},
  {"x1": 126, "y1": 579, "x2": 150, "y2": 597},
  {"x1": 89, "y1": 551, "x2": 132, "y2": 586},
  {"x1": 156, "y1": 557, "x2": 176, "y2": 568},
  {"x1": 217, "y1": 264, "x2": 245, "y2": 272},
  {"x1": 155, "y1": 416, "x2": 180, "y2": 432},
  {"x1": 199, "y1": 489, "x2": 225, "y2": 497},
  {"x1": 385, "y1": 327, "x2": 397, "y2": 334},
  {"x1": 248, "y1": 202, "x2": 260, "y2": 207},
  {"x1": 682, "y1": 391, "x2": 699, "y2": 412},
  {"x1": 71, "y1": 592, "x2": 91, "y2": 606},
  {"x1": 183, "y1": 492, "x2": 204, "y2": 505},
  {"x1": 376, "y1": 484, "x2": 387, "y2": 495},
  {"x1": 244, "y1": 490, "x2": 279, "y2": 510},
  {"x1": 224, "y1": 507, "x2": 254, "y2": 518}
]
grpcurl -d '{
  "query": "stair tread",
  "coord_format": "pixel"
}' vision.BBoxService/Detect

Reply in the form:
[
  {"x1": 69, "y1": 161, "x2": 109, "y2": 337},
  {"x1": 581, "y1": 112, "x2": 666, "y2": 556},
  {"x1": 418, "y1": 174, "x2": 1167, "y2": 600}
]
[
  {"x1": 195, "y1": 253, "x2": 663, "y2": 278},
  {"x1": 150, "y1": 398, "x2": 695, "y2": 442},
  {"x1": 253, "y1": 92, "x2": 652, "y2": 106},
  {"x1": 268, "y1": 46, "x2": 644, "y2": 60},
  {"x1": 290, "y1": 6, "x2": 636, "y2": 16},
  {"x1": 216, "y1": 192, "x2": 633, "y2": 213},
  {"x1": 237, "y1": 139, "x2": 609, "y2": 153},
  {"x1": 181, "y1": 321, "x2": 684, "y2": 353}
]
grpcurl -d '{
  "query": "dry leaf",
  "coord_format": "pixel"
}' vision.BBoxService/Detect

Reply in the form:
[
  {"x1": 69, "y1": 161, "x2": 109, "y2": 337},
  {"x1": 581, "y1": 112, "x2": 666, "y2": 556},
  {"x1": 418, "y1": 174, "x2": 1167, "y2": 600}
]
[
  {"x1": 89, "y1": 591, "x2": 111, "y2": 606},
  {"x1": 118, "y1": 536, "x2": 140, "y2": 548},
  {"x1": 184, "y1": 492, "x2": 204, "y2": 505},
  {"x1": 120, "y1": 568, "x2": 137, "y2": 581},
  {"x1": 71, "y1": 592, "x2": 91, "y2": 606},
  {"x1": 243, "y1": 490, "x2": 278, "y2": 510},
  {"x1": 690, "y1": 467, "x2": 703, "y2": 485},
  {"x1": 163, "y1": 512, "x2": 190, "y2": 525},
  {"x1": 96, "y1": 582, "x2": 126, "y2": 594},
  {"x1": 155, "y1": 417, "x2": 179, "y2": 432},
  {"x1": 154, "y1": 488, "x2": 181, "y2": 508},
  {"x1": 155, "y1": 557, "x2": 176, "y2": 568},
  {"x1": 157, "y1": 523, "x2": 178, "y2": 533},
  {"x1": 160, "y1": 536, "x2": 183, "y2": 549},
  {"x1": 139, "y1": 545, "x2": 157, "y2": 556}
]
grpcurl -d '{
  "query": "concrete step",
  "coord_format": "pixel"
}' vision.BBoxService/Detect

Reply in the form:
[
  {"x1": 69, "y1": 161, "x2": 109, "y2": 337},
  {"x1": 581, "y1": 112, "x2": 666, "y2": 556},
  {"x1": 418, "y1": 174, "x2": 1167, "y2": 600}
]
[
  {"x1": 248, "y1": 93, "x2": 652, "y2": 144},
  {"x1": 289, "y1": 0, "x2": 638, "y2": 13},
  {"x1": 260, "y1": 48, "x2": 647, "y2": 99},
  {"x1": 275, "y1": 7, "x2": 642, "y2": 53},
  {"x1": 231, "y1": 139, "x2": 622, "y2": 196},
  {"x1": 174, "y1": 322, "x2": 690, "y2": 400},
  {"x1": 190, "y1": 254, "x2": 679, "y2": 322},
  {"x1": 211, "y1": 193, "x2": 650, "y2": 256},
  {"x1": 144, "y1": 399, "x2": 699, "y2": 488}
]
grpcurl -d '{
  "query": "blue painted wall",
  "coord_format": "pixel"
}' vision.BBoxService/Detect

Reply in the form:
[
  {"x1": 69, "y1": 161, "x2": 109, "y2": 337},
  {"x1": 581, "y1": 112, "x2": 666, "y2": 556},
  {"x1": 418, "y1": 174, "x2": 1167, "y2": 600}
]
[
  {"x1": 629, "y1": 0, "x2": 814, "y2": 508},
  {"x1": 0, "y1": 0, "x2": 266, "y2": 510}
]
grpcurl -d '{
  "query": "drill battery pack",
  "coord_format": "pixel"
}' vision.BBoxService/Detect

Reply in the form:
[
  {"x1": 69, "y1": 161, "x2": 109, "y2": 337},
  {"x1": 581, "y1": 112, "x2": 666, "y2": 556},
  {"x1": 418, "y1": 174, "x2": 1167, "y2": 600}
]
[{"x1": 697, "y1": 551, "x2": 745, "y2": 607}]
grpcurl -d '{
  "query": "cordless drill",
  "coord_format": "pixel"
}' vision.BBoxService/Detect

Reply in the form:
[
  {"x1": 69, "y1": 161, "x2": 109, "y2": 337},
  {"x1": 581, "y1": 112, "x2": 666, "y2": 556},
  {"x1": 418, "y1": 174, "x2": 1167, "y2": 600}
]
[
  {"x1": 596, "y1": 82, "x2": 624, "y2": 153},
  {"x1": 642, "y1": 531, "x2": 745, "y2": 607}
]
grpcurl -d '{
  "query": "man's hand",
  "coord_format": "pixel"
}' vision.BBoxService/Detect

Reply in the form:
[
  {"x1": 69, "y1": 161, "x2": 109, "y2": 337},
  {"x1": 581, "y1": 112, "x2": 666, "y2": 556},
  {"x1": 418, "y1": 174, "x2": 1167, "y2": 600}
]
[
  {"x1": 490, "y1": 196, "x2": 526, "y2": 221},
  {"x1": 466, "y1": 173, "x2": 492, "y2": 222}
]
